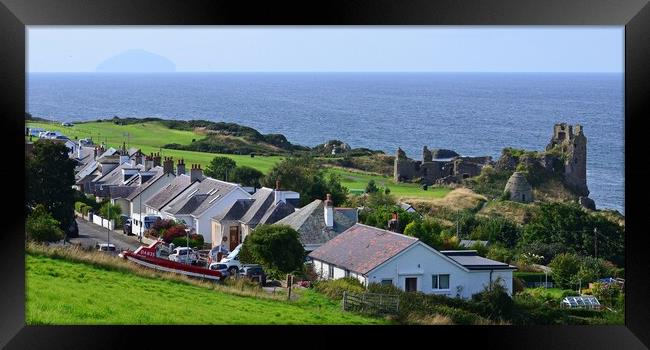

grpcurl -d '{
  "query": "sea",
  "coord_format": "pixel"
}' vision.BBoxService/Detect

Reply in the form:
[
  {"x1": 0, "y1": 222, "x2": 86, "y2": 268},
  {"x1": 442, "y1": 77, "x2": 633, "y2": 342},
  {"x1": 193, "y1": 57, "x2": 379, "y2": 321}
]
[{"x1": 27, "y1": 72, "x2": 624, "y2": 213}]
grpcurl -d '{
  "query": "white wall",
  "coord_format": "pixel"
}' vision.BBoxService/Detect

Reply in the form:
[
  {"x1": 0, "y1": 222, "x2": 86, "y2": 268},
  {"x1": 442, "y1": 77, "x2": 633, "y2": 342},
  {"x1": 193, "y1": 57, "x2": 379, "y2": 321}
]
[
  {"x1": 129, "y1": 173, "x2": 175, "y2": 236},
  {"x1": 317, "y1": 242, "x2": 513, "y2": 299},
  {"x1": 92, "y1": 214, "x2": 114, "y2": 230},
  {"x1": 192, "y1": 188, "x2": 251, "y2": 245}
]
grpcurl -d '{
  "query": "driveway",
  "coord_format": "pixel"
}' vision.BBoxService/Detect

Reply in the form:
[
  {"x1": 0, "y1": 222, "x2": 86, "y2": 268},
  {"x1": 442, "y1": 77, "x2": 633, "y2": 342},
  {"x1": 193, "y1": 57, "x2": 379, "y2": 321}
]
[{"x1": 68, "y1": 218, "x2": 142, "y2": 251}]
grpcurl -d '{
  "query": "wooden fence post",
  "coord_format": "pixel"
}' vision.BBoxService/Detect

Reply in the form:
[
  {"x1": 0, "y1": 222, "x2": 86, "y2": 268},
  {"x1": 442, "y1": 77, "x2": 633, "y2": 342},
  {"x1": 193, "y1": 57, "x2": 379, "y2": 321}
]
[{"x1": 342, "y1": 291, "x2": 347, "y2": 311}]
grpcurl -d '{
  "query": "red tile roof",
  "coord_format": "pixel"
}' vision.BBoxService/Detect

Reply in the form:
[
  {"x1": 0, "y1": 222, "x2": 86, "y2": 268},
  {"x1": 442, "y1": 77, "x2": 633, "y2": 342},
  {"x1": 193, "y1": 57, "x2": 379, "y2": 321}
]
[{"x1": 308, "y1": 223, "x2": 418, "y2": 275}]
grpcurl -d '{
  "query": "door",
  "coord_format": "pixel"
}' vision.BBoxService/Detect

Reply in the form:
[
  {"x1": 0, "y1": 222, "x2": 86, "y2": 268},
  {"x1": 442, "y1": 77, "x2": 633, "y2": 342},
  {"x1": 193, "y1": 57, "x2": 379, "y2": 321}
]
[
  {"x1": 229, "y1": 226, "x2": 240, "y2": 251},
  {"x1": 405, "y1": 277, "x2": 418, "y2": 292}
]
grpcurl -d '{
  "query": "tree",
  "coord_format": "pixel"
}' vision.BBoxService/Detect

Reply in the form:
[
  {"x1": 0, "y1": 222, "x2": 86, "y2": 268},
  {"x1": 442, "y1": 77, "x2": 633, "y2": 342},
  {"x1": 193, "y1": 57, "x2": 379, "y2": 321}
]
[
  {"x1": 262, "y1": 156, "x2": 348, "y2": 206},
  {"x1": 26, "y1": 140, "x2": 76, "y2": 232},
  {"x1": 549, "y1": 253, "x2": 582, "y2": 289},
  {"x1": 231, "y1": 166, "x2": 264, "y2": 188},
  {"x1": 358, "y1": 206, "x2": 418, "y2": 233},
  {"x1": 522, "y1": 202, "x2": 624, "y2": 265},
  {"x1": 239, "y1": 224, "x2": 305, "y2": 278},
  {"x1": 403, "y1": 217, "x2": 444, "y2": 249},
  {"x1": 99, "y1": 202, "x2": 122, "y2": 221},
  {"x1": 26, "y1": 205, "x2": 64, "y2": 242},
  {"x1": 205, "y1": 156, "x2": 237, "y2": 181},
  {"x1": 365, "y1": 180, "x2": 379, "y2": 194},
  {"x1": 471, "y1": 277, "x2": 514, "y2": 321},
  {"x1": 470, "y1": 217, "x2": 521, "y2": 248}
]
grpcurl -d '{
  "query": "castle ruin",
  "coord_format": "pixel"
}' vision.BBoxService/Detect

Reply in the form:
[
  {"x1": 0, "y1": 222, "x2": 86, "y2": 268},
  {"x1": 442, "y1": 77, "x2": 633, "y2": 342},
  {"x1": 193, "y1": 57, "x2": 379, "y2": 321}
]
[
  {"x1": 394, "y1": 146, "x2": 492, "y2": 185},
  {"x1": 546, "y1": 123, "x2": 588, "y2": 197}
]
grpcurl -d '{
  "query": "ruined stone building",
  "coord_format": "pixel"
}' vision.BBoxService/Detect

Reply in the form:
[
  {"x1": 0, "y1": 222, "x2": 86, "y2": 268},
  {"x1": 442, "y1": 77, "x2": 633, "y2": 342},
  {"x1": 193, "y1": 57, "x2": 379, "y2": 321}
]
[
  {"x1": 504, "y1": 172, "x2": 534, "y2": 203},
  {"x1": 546, "y1": 123, "x2": 588, "y2": 197},
  {"x1": 394, "y1": 146, "x2": 492, "y2": 185}
]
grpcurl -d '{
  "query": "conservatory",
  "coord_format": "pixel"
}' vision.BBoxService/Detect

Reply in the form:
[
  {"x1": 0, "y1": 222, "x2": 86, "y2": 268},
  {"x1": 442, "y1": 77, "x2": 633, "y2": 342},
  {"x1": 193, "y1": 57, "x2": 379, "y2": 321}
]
[{"x1": 561, "y1": 296, "x2": 601, "y2": 310}]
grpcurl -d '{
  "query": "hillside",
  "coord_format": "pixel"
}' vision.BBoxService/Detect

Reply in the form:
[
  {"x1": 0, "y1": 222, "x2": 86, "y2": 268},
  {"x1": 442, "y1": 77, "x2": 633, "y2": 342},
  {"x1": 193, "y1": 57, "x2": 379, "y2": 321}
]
[
  {"x1": 26, "y1": 120, "x2": 452, "y2": 200},
  {"x1": 26, "y1": 250, "x2": 387, "y2": 325}
]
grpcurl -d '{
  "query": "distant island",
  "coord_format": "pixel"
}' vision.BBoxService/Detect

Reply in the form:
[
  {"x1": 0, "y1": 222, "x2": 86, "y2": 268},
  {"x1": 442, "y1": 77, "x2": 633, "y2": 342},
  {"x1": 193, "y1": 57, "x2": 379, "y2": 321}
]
[{"x1": 95, "y1": 49, "x2": 176, "y2": 73}]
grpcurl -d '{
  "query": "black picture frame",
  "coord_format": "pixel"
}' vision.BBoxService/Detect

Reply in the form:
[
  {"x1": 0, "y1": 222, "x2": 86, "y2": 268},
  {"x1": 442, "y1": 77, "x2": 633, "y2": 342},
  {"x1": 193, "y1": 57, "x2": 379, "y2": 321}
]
[{"x1": 2, "y1": 0, "x2": 649, "y2": 348}]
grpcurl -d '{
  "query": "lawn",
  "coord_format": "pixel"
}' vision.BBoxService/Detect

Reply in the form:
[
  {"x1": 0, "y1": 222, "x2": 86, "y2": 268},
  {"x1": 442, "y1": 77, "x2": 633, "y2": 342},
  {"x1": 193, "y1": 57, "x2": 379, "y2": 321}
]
[
  {"x1": 26, "y1": 253, "x2": 388, "y2": 325},
  {"x1": 27, "y1": 120, "x2": 451, "y2": 200}
]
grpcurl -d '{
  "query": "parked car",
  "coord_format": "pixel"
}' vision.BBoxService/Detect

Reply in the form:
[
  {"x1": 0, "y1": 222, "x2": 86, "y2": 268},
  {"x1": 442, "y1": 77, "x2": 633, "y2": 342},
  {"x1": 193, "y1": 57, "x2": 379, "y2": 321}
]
[
  {"x1": 208, "y1": 263, "x2": 230, "y2": 280},
  {"x1": 122, "y1": 217, "x2": 132, "y2": 235},
  {"x1": 219, "y1": 243, "x2": 243, "y2": 275},
  {"x1": 238, "y1": 264, "x2": 267, "y2": 285},
  {"x1": 79, "y1": 138, "x2": 94, "y2": 146},
  {"x1": 61, "y1": 122, "x2": 74, "y2": 127},
  {"x1": 169, "y1": 247, "x2": 199, "y2": 264},
  {"x1": 96, "y1": 243, "x2": 117, "y2": 252}
]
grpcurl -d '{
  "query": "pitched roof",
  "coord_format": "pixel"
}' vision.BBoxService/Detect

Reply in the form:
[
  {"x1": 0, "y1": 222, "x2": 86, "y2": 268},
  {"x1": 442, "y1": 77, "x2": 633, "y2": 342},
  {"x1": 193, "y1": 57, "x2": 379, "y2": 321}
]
[
  {"x1": 212, "y1": 198, "x2": 255, "y2": 221},
  {"x1": 93, "y1": 162, "x2": 145, "y2": 186},
  {"x1": 257, "y1": 201, "x2": 296, "y2": 226},
  {"x1": 127, "y1": 147, "x2": 141, "y2": 157},
  {"x1": 109, "y1": 186, "x2": 137, "y2": 199},
  {"x1": 239, "y1": 188, "x2": 275, "y2": 225},
  {"x1": 125, "y1": 166, "x2": 166, "y2": 201},
  {"x1": 275, "y1": 199, "x2": 358, "y2": 247},
  {"x1": 145, "y1": 174, "x2": 193, "y2": 210},
  {"x1": 308, "y1": 223, "x2": 418, "y2": 275},
  {"x1": 441, "y1": 250, "x2": 516, "y2": 270},
  {"x1": 162, "y1": 177, "x2": 241, "y2": 217}
]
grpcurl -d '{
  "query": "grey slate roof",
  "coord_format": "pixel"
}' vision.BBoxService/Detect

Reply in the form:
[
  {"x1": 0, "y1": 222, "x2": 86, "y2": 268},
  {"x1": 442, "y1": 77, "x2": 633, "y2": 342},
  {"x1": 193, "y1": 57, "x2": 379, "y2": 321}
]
[
  {"x1": 127, "y1": 147, "x2": 141, "y2": 157},
  {"x1": 93, "y1": 162, "x2": 145, "y2": 186},
  {"x1": 145, "y1": 174, "x2": 193, "y2": 210},
  {"x1": 308, "y1": 224, "x2": 418, "y2": 275},
  {"x1": 125, "y1": 166, "x2": 166, "y2": 201},
  {"x1": 109, "y1": 186, "x2": 137, "y2": 199},
  {"x1": 275, "y1": 199, "x2": 358, "y2": 247},
  {"x1": 212, "y1": 198, "x2": 255, "y2": 221},
  {"x1": 441, "y1": 250, "x2": 516, "y2": 270},
  {"x1": 257, "y1": 201, "x2": 296, "y2": 226},
  {"x1": 162, "y1": 177, "x2": 240, "y2": 217},
  {"x1": 239, "y1": 188, "x2": 275, "y2": 225}
]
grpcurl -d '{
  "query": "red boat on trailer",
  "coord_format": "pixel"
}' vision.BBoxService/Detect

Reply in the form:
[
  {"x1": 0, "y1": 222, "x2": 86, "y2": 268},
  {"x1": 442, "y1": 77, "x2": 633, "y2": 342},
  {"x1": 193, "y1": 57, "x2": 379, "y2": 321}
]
[{"x1": 119, "y1": 241, "x2": 222, "y2": 281}]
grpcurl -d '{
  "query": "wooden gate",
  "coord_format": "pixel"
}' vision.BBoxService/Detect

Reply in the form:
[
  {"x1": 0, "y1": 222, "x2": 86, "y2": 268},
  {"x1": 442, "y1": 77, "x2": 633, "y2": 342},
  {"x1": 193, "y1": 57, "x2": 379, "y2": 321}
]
[{"x1": 342, "y1": 291, "x2": 399, "y2": 315}]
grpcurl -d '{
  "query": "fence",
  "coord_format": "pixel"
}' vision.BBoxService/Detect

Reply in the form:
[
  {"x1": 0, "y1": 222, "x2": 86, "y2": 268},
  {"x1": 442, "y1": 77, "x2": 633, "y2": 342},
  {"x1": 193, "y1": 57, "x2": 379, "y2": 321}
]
[
  {"x1": 342, "y1": 291, "x2": 399, "y2": 316},
  {"x1": 92, "y1": 214, "x2": 115, "y2": 230}
]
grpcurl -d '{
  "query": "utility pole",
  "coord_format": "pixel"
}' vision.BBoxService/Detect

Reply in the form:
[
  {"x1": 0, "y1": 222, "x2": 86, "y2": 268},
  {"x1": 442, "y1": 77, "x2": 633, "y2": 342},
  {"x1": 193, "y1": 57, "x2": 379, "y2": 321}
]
[
  {"x1": 594, "y1": 227, "x2": 598, "y2": 259},
  {"x1": 107, "y1": 202, "x2": 110, "y2": 247}
]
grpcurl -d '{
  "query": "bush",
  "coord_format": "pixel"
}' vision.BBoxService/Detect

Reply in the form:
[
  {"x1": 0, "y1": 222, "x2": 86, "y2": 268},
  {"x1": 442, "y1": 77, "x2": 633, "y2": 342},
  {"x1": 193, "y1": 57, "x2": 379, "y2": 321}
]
[
  {"x1": 239, "y1": 224, "x2": 305, "y2": 278},
  {"x1": 313, "y1": 278, "x2": 365, "y2": 299},
  {"x1": 471, "y1": 278, "x2": 515, "y2": 321},
  {"x1": 171, "y1": 234, "x2": 204, "y2": 249},
  {"x1": 26, "y1": 205, "x2": 65, "y2": 242},
  {"x1": 162, "y1": 225, "x2": 188, "y2": 243}
]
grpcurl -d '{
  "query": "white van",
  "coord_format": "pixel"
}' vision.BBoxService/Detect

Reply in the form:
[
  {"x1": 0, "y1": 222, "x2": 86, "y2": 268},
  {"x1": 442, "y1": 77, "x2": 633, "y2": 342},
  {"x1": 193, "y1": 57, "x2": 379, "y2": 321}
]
[{"x1": 219, "y1": 243, "x2": 243, "y2": 275}]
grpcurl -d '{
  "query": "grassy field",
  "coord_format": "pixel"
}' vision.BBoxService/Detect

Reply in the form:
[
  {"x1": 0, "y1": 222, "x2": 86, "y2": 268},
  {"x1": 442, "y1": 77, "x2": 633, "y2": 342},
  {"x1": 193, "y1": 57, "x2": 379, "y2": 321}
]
[
  {"x1": 27, "y1": 120, "x2": 451, "y2": 200},
  {"x1": 26, "y1": 252, "x2": 388, "y2": 325}
]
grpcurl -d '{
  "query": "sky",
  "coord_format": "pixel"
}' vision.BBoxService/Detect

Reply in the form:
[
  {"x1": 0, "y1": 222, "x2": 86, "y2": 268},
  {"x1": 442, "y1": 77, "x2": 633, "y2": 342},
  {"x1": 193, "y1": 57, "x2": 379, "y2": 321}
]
[{"x1": 27, "y1": 26, "x2": 624, "y2": 73}]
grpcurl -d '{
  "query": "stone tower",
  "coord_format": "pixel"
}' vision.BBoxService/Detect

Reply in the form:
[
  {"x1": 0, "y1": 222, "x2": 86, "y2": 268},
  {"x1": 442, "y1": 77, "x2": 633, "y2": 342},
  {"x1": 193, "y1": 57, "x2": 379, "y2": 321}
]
[
  {"x1": 546, "y1": 123, "x2": 588, "y2": 196},
  {"x1": 504, "y1": 172, "x2": 534, "y2": 203}
]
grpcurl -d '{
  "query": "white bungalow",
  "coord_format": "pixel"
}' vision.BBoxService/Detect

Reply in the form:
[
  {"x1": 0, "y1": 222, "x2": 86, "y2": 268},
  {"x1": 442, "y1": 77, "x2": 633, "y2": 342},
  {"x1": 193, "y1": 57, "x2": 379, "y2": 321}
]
[{"x1": 309, "y1": 223, "x2": 516, "y2": 299}]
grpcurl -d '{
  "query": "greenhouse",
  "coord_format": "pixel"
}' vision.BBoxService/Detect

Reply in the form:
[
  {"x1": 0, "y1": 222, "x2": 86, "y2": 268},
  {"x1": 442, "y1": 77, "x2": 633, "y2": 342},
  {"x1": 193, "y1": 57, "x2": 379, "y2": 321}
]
[{"x1": 560, "y1": 296, "x2": 601, "y2": 310}]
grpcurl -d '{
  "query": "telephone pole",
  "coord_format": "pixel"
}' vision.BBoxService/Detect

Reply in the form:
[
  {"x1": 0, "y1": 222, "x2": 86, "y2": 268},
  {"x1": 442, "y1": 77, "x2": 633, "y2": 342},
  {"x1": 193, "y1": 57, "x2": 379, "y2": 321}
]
[{"x1": 593, "y1": 227, "x2": 598, "y2": 259}]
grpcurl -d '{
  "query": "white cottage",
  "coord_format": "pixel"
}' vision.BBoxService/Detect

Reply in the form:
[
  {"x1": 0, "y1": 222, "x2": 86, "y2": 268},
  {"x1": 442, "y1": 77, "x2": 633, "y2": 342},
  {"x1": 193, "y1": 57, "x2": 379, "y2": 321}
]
[{"x1": 309, "y1": 223, "x2": 516, "y2": 299}]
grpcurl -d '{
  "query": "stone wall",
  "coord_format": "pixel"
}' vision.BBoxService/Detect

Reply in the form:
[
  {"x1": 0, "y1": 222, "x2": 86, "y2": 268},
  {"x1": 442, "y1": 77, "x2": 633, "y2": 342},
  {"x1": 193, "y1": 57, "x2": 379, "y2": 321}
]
[{"x1": 394, "y1": 147, "x2": 490, "y2": 185}]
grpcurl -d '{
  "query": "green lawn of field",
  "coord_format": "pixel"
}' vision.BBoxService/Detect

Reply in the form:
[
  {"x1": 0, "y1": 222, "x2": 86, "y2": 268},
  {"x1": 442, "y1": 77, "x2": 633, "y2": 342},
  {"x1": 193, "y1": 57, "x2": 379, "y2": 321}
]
[
  {"x1": 27, "y1": 121, "x2": 451, "y2": 199},
  {"x1": 26, "y1": 253, "x2": 388, "y2": 325}
]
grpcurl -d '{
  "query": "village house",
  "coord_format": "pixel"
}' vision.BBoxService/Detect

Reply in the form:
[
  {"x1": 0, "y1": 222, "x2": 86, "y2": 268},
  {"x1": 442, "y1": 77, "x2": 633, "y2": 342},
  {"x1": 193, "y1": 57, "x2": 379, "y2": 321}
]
[
  {"x1": 210, "y1": 184, "x2": 299, "y2": 250},
  {"x1": 274, "y1": 194, "x2": 358, "y2": 252},
  {"x1": 309, "y1": 223, "x2": 515, "y2": 299},
  {"x1": 157, "y1": 174, "x2": 252, "y2": 245}
]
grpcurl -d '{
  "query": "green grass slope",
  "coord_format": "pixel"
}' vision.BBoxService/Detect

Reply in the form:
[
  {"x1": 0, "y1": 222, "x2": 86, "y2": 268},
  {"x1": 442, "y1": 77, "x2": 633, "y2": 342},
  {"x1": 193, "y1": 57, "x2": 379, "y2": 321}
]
[{"x1": 26, "y1": 253, "x2": 387, "y2": 325}]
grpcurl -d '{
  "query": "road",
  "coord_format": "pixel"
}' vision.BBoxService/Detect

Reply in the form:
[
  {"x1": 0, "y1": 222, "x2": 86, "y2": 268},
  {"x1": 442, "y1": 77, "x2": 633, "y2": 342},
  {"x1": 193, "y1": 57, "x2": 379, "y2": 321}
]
[{"x1": 68, "y1": 218, "x2": 142, "y2": 251}]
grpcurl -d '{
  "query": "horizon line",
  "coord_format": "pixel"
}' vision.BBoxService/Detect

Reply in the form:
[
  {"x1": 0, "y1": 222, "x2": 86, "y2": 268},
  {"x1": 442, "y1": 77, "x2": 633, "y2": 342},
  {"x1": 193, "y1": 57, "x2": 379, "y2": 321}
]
[{"x1": 27, "y1": 70, "x2": 624, "y2": 74}]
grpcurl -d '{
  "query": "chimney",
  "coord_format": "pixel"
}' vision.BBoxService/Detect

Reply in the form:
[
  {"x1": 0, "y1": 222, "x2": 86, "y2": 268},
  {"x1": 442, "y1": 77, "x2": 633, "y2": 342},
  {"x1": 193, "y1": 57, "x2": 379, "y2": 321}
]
[
  {"x1": 176, "y1": 158, "x2": 186, "y2": 175},
  {"x1": 163, "y1": 156, "x2": 174, "y2": 174},
  {"x1": 144, "y1": 155, "x2": 153, "y2": 171},
  {"x1": 190, "y1": 164, "x2": 203, "y2": 182},
  {"x1": 387, "y1": 211, "x2": 400, "y2": 232},
  {"x1": 153, "y1": 152, "x2": 161, "y2": 167},
  {"x1": 135, "y1": 153, "x2": 143, "y2": 166},
  {"x1": 324, "y1": 193, "x2": 334, "y2": 228}
]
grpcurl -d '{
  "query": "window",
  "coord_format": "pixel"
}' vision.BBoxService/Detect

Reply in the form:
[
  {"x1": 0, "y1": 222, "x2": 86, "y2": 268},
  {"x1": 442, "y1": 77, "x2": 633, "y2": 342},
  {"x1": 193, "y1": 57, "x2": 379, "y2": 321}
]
[
  {"x1": 432, "y1": 274, "x2": 450, "y2": 289},
  {"x1": 328, "y1": 265, "x2": 334, "y2": 279},
  {"x1": 381, "y1": 279, "x2": 393, "y2": 286}
]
